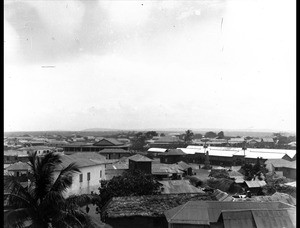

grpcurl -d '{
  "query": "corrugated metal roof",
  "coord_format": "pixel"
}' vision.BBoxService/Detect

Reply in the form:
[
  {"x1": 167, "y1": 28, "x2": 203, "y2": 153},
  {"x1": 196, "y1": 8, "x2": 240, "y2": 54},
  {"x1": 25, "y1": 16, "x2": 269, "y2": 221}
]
[
  {"x1": 147, "y1": 148, "x2": 167, "y2": 153},
  {"x1": 6, "y1": 161, "x2": 30, "y2": 171},
  {"x1": 152, "y1": 163, "x2": 184, "y2": 175},
  {"x1": 55, "y1": 155, "x2": 104, "y2": 170},
  {"x1": 222, "y1": 210, "x2": 256, "y2": 228},
  {"x1": 207, "y1": 201, "x2": 292, "y2": 223},
  {"x1": 128, "y1": 154, "x2": 153, "y2": 162},
  {"x1": 161, "y1": 149, "x2": 186, "y2": 156},
  {"x1": 176, "y1": 148, "x2": 203, "y2": 154},
  {"x1": 286, "y1": 208, "x2": 296, "y2": 227},
  {"x1": 165, "y1": 201, "x2": 294, "y2": 225},
  {"x1": 165, "y1": 201, "x2": 210, "y2": 225},
  {"x1": 245, "y1": 181, "x2": 266, "y2": 188},
  {"x1": 252, "y1": 209, "x2": 295, "y2": 228},
  {"x1": 176, "y1": 161, "x2": 191, "y2": 170}
]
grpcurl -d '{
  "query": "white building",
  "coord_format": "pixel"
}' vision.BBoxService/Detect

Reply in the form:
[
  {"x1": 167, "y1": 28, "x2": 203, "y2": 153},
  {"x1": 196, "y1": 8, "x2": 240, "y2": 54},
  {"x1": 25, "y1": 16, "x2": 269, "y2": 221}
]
[{"x1": 54, "y1": 153, "x2": 109, "y2": 196}]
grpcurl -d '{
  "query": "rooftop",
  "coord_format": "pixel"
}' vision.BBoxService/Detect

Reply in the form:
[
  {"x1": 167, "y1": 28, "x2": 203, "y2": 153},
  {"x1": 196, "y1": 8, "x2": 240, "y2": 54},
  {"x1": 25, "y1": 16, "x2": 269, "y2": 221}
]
[
  {"x1": 164, "y1": 201, "x2": 295, "y2": 225},
  {"x1": 161, "y1": 149, "x2": 186, "y2": 156},
  {"x1": 152, "y1": 163, "x2": 184, "y2": 175},
  {"x1": 99, "y1": 148, "x2": 130, "y2": 154},
  {"x1": 68, "y1": 152, "x2": 107, "y2": 162},
  {"x1": 159, "y1": 180, "x2": 204, "y2": 194},
  {"x1": 55, "y1": 154, "x2": 106, "y2": 171},
  {"x1": 265, "y1": 159, "x2": 296, "y2": 169},
  {"x1": 128, "y1": 154, "x2": 153, "y2": 162},
  {"x1": 103, "y1": 193, "x2": 216, "y2": 218},
  {"x1": 244, "y1": 180, "x2": 267, "y2": 188},
  {"x1": 6, "y1": 161, "x2": 30, "y2": 171}
]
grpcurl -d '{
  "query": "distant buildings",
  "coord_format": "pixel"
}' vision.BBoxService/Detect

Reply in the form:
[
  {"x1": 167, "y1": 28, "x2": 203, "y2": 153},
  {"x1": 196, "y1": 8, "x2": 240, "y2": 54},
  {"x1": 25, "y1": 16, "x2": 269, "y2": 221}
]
[
  {"x1": 265, "y1": 159, "x2": 296, "y2": 180},
  {"x1": 62, "y1": 138, "x2": 130, "y2": 152}
]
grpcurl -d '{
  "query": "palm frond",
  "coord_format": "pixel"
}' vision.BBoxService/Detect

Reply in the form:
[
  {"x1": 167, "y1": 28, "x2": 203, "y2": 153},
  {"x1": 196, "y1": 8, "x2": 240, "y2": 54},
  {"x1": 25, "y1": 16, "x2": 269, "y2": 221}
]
[
  {"x1": 4, "y1": 175, "x2": 36, "y2": 208},
  {"x1": 4, "y1": 208, "x2": 32, "y2": 228},
  {"x1": 53, "y1": 210, "x2": 85, "y2": 228},
  {"x1": 31, "y1": 152, "x2": 62, "y2": 201},
  {"x1": 51, "y1": 162, "x2": 80, "y2": 193}
]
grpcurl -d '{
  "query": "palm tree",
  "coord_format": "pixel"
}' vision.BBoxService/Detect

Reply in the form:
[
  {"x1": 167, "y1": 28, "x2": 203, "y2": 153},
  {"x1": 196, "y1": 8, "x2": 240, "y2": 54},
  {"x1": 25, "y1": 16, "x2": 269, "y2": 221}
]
[{"x1": 4, "y1": 152, "x2": 99, "y2": 228}]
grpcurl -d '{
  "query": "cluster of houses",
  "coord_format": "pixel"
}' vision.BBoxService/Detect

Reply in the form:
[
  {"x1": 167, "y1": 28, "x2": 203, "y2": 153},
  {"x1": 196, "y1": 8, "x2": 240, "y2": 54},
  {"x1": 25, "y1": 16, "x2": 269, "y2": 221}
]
[{"x1": 4, "y1": 134, "x2": 297, "y2": 228}]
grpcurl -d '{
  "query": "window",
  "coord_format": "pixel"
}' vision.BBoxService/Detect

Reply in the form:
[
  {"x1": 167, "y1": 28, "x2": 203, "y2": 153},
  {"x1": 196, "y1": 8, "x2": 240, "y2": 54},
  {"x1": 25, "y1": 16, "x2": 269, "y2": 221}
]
[
  {"x1": 87, "y1": 172, "x2": 91, "y2": 181},
  {"x1": 79, "y1": 174, "x2": 83, "y2": 182},
  {"x1": 100, "y1": 170, "x2": 102, "y2": 178}
]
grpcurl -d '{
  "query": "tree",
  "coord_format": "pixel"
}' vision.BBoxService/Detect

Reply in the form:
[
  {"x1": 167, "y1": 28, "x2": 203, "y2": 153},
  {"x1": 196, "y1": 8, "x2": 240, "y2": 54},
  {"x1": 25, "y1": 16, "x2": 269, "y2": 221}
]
[
  {"x1": 145, "y1": 131, "x2": 158, "y2": 139},
  {"x1": 209, "y1": 169, "x2": 231, "y2": 179},
  {"x1": 239, "y1": 158, "x2": 268, "y2": 181},
  {"x1": 98, "y1": 170, "x2": 162, "y2": 209},
  {"x1": 184, "y1": 130, "x2": 194, "y2": 143},
  {"x1": 217, "y1": 131, "x2": 225, "y2": 139},
  {"x1": 4, "y1": 152, "x2": 98, "y2": 228},
  {"x1": 130, "y1": 133, "x2": 147, "y2": 151},
  {"x1": 204, "y1": 131, "x2": 217, "y2": 138},
  {"x1": 193, "y1": 133, "x2": 203, "y2": 139}
]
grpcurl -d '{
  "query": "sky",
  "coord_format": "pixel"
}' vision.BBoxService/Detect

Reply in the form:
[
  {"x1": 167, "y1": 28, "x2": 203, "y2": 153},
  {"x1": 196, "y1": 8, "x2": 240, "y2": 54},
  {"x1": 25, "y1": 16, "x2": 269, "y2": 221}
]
[{"x1": 4, "y1": 0, "x2": 296, "y2": 132}]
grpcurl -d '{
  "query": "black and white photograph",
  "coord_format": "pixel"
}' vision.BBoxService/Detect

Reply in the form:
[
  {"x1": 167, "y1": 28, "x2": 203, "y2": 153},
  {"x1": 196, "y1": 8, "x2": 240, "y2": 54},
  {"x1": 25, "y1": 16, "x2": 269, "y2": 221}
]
[{"x1": 4, "y1": 0, "x2": 296, "y2": 227}]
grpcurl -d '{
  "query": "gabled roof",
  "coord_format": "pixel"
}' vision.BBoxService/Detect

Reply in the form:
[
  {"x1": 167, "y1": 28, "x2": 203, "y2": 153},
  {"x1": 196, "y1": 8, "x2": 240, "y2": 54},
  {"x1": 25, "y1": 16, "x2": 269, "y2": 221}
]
[
  {"x1": 164, "y1": 201, "x2": 295, "y2": 224},
  {"x1": 265, "y1": 159, "x2": 296, "y2": 169},
  {"x1": 228, "y1": 170, "x2": 244, "y2": 178},
  {"x1": 161, "y1": 149, "x2": 186, "y2": 156},
  {"x1": 55, "y1": 154, "x2": 105, "y2": 171},
  {"x1": 222, "y1": 209, "x2": 295, "y2": 228},
  {"x1": 128, "y1": 154, "x2": 153, "y2": 162},
  {"x1": 93, "y1": 138, "x2": 124, "y2": 146},
  {"x1": 6, "y1": 161, "x2": 30, "y2": 171},
  {"x1": 103, "y1": 193, "x2": 216, "y2": 218},
  {"x1": 176, "y1": 161, "x2": 192, "y2": 170},
  {"x1": 211, "y1": 189, "x2": 233, "y2": 202}
]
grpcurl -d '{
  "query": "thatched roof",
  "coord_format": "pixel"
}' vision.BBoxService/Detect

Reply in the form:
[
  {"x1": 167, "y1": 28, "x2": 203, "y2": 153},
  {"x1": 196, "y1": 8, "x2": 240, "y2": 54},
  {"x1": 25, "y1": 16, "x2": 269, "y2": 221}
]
[{"x1": 102, "y1": 193, "x2": 217, "y2": 218}]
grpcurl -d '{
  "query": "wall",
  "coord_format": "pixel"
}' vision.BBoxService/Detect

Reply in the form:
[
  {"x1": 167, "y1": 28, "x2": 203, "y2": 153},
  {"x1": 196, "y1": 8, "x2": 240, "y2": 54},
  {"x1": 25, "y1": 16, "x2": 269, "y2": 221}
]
[
  {"x1": 54, "y1": 164, "x2": 106, "y2": 197},
  {"x1": 281, "y1": 168, "x2": 296, "y2": 180}
]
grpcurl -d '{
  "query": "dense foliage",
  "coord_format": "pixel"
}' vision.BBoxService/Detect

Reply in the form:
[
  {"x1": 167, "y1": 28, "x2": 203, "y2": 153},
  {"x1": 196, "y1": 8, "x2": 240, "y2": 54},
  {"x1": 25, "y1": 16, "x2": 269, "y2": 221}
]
[
  {"x1": 209, "y1": 169, "x2": 231, "y2": 179},
  {"x1": 239, "y1": 158, "x2": 268, "y2": 181},
  {"x1": 98, "y1": 170, "x2": 162, "y2": 208},
  {"x1": 184, "y1": 130, "x2": 194, "y2": 143},
  {"x1": 4, "y1": 152, "x2": 98, "y2": 228},
  {"x1": 262, "y1": 173, "x2": 296, "y2": 198}
]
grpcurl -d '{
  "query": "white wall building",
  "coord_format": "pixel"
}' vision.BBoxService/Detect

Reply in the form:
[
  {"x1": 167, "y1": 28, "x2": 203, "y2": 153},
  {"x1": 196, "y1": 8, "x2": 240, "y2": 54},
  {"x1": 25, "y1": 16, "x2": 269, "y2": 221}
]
[{"x1": 54, "y1": 153, "x2": 108, "y2": 196}]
